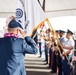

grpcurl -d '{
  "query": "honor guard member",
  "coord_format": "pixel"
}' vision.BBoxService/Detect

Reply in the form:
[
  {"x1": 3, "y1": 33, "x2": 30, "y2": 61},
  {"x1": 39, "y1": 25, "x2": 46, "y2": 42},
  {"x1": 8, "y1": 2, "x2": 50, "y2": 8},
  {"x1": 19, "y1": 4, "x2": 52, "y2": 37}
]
[
  {"x1": 48, "y1": 30, "x2": 59, "y2": 73},
  {"x1": 72, "y1": 32, "x2": 76, "y2": 75},
  {"x1": 0, "y1": 20, "x2": 38, "y2": 75},
  {"x1": 56, "y1": 30, "x2": 66, "y2": 75},
  {"x1": 55, "y1": 30, "x2": 60, "y2": 38},
  {"x1": 59, "y1": 30, "x2": 66, "y2": 44},
  {"x1": 72, "y1": 49, "x2": 76, "y2": 75},
  {"x1": 48, "y1": 30, "x2": 59, "y2": 68},
  {"x1": 61, "y1": 29, "x2": 74, "y2": 75}
]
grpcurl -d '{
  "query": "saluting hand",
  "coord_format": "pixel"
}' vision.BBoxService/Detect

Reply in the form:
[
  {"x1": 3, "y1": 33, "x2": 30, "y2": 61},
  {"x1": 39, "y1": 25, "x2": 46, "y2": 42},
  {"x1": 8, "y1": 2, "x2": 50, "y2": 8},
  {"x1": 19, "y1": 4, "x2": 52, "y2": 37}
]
[{"x1": 18, "y1": 28, "x2": 26, "y2": 37}]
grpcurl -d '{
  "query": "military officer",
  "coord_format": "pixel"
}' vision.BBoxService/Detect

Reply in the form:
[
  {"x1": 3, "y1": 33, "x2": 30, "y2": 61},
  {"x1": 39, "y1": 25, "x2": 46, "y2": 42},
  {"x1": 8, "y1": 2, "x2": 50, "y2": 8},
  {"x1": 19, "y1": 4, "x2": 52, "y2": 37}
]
[
  {"x1": 61, "y1": 29, "x2": 74, "y2": 75},
  {"x1": 0, "y1": 20, "x2": 38, "y2": 75},
  {"x1": 56, "y1": 30, "x2": 66, "y2": 75}
]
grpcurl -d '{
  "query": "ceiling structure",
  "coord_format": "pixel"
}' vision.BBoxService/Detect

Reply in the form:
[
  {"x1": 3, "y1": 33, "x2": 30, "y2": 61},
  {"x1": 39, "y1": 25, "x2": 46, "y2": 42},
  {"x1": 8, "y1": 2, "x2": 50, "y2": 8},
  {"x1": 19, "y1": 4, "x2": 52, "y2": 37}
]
[
  {"x1": 0, "y1": 0, "x2": 76, "y2": 18},
  {"x1": 39, "y1": 0, "x2": 76, "y2": 18},
  {"x1": 0, "y1": 0, "x2": 17, "y2": 17}
]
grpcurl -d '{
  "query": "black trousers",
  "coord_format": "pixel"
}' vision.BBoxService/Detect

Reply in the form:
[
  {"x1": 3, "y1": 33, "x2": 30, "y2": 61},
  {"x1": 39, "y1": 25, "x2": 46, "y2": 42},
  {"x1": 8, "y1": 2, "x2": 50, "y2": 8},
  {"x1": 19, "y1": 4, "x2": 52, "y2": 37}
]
[
  {"x1": 56, "y1": 54, "x2": 62, "y2": 75},
  {"x1": 72, "y1": 61, "x2": 76, "y2": 75},
  {"x1": 51, "y1": 51, "x2": 57, "y2": 73},
  {"x1": 45, "y1": 44, "x2": 48, "y2": 64}
]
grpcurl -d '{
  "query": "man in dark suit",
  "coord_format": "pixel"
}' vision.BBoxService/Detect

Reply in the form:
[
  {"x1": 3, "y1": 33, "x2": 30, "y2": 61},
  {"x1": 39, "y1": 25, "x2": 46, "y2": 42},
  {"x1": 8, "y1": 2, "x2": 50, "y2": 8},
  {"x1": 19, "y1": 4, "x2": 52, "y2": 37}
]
[{"x1": 0, "y1": 20, "x2": 38, "y2": 75}]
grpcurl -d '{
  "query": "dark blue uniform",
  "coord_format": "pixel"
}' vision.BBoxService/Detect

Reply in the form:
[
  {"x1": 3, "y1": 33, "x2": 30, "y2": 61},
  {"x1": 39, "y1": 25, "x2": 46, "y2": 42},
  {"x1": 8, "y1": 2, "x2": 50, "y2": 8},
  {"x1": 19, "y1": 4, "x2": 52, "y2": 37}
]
[
  {"x1": 0, "y1": 36, "x2": 38, "y2": 75},
  {"x1": 57, "y1": 36, "x2": 65, "y2": 75},
  {"x1": 56, "y1": 30, "x2": 66, "y2": 75}
]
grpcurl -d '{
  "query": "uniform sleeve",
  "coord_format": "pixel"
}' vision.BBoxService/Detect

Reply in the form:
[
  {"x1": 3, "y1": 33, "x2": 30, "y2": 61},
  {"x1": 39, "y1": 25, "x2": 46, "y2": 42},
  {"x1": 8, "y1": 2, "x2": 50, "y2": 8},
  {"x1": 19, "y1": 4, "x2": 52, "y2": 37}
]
[
  {"x1": 70, "y1": 39, "x2": 75, "y2": 48},
  {"x1": 22, "y1": 36, "x2": 38, "y2": 54}
]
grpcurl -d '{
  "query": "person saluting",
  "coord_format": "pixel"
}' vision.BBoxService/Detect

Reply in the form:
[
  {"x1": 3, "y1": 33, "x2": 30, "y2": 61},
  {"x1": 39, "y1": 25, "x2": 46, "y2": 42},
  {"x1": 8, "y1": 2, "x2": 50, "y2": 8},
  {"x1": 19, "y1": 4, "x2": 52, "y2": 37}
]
[{"x1": 0, "y1": 20, "x2": 38, "y2": 75}]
